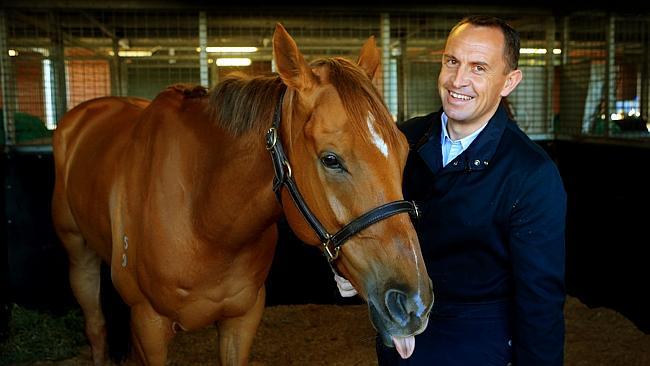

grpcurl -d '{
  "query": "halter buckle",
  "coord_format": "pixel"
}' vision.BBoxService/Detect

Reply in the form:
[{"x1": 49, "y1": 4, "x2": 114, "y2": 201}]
[
  {"x1": 265, "y1": 127, "x2": 278, "y2": 150},
  {"x1": 322, "y1": 237, "x2": 340, "y2": 262}
]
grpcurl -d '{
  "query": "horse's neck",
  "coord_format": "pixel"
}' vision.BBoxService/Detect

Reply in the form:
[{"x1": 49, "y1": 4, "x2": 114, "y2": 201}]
[
  {"x1": 134, "y1": 88, "x2": 284, "y2": 249},
  {"x1": 190, "y1": 119, "x2": 283, "y2": 247}
]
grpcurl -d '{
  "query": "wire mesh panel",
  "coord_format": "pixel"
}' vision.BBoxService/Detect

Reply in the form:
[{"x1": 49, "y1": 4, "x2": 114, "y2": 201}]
[
  {"x1": 204, "y1": 10, "x2": 383, "y2": 86},
  {"x1": 383, "y1": 12, "x2": 452, "y2": 122},
  {"x1": 611, "y1": 16, "x2": 649, "y2": 137},
  {"x1": 66, "y1": 51, "x2": 111, "y2": 109},
  {"x1": 1, "y1": 5, "x2": 649, "y2": 146},
  {"x1": 559, "y1": 13, "x2": 609, "y2": 137},
  {"x1": 558, "y1": 13, "x2": 650, "y2": 140},
  {"x1": 1, "y1": 9, "x2": 53, "y2": 144}
]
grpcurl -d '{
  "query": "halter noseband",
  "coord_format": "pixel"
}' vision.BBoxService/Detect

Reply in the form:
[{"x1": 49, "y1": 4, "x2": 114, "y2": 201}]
[{"x1": 265, "y1": 89, "x2": 419, "y2": 263}]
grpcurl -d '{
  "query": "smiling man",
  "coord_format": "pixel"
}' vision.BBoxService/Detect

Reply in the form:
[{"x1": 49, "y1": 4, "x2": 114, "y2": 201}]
[{"x1": 374, "y1": 15, "x2": 568, "y2": 365}]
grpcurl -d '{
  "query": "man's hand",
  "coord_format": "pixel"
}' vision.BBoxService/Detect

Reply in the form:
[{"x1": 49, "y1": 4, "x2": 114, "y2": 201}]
[{"x1": 334, "y1": 274, "x2": 358, "y2": 297}]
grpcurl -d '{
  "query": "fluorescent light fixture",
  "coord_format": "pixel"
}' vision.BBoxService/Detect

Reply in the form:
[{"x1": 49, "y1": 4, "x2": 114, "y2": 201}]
[
  {"x1": 42, "y1": 59, "x2": 56, "y2": 129},
  {"x1": 216, "y1": 58, "x2": 252, "y2": 66},
  {"x1": 109, "y1": 50, "x2": 153, "y2": 57},
  {"x1": 119, "y1": 50, "x2": 153, "y2": 57},
  {"x1": 520, "y1": 48, "x2": 547, "y2": 54},
  {"x1": 7, "y1": 48, "x2": 51, "y2": 57},
  {"x1": 519, "y1": 48, "x2": 562, "y2": 55},
  {"x1": 206, "y1": 46, "x2": 258, "y2": 53}
]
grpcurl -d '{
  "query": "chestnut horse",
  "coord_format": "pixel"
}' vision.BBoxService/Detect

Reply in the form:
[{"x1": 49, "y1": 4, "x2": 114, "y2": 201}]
[{"x1": 51, "y1": 24, "x2": 433, "y2": 365}]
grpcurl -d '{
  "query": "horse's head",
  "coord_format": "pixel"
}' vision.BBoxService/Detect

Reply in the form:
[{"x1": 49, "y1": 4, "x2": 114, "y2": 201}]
[{"x1": 272, "y1": 23, "x2": 433, "y2": 358}]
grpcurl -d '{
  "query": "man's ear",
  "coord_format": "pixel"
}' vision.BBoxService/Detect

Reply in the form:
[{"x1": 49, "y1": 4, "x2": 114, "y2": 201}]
[{"x1": 500, "y1": 69, "x2": 523, "y2": 97}]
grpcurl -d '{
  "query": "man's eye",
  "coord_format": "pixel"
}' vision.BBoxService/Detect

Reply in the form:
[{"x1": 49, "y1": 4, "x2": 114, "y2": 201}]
[{"x1": 320, "y1": 153, "x2": 343, "y2": 170}]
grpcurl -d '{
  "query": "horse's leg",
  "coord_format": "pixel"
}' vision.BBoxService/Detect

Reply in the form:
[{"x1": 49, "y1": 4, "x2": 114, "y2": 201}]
[
  {"x1": 63, "y1": 234, "x2": 107, "y2": 365},
  {"x1": 130, "y1": 301, "x2": 173, "y2": 366},
  {"x1": 216, "y1": 285, "x2": 266, "y2": 366},
  {"x1": 52, "y1": 152, "x2": 108, "y2": 365},
  {"x1": 53, "y1": 188, "x2": 108, "y2": 365}
]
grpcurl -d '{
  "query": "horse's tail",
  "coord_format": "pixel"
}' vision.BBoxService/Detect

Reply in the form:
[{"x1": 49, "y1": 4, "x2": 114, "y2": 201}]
[{"x1": 100, "y1": 262, "x2": 132, "y2": 363}]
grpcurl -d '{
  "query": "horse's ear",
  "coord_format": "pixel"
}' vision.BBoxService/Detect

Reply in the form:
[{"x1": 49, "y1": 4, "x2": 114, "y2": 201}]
[
  {"x1": 357, "y1": 35, "x2": 381, "y2": 80},
  {"x1": 273, "y1": 23, "x2": 318, "y2": 91}
]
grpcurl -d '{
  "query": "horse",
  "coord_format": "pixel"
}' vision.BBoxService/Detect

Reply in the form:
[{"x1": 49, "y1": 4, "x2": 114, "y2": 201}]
[{"x1": 51, "y1": 23, "x2": 433, "y2": 365}]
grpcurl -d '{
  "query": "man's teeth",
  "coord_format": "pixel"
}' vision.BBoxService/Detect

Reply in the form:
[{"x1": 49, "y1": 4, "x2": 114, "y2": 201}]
[{"x1": 450, "y1": 91, "x2": 472, "y2": 100}]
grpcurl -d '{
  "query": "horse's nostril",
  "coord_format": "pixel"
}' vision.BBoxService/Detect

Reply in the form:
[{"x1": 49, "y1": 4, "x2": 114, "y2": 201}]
[{"x1": 385, "y1": 289, "x2": 411, "y2": 326}]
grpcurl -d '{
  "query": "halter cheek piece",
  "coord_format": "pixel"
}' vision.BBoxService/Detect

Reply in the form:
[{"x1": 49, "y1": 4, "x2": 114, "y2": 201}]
[{"x1": 265, "y1": 88, "x2": 419, "y2": 264}]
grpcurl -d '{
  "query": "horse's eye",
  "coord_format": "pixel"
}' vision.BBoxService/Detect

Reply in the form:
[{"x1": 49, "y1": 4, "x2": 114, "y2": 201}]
[{"x1": 320, "y1": 153, "x2": 343, "y2": 170}]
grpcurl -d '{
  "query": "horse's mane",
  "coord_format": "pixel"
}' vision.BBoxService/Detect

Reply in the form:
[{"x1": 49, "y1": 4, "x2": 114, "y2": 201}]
[
  {"x1": 207, "y1": 72, "x2": 286, "y2": 136},
  {"x1": 207, "y1": 59, "x2": 400, "y2": 147}
]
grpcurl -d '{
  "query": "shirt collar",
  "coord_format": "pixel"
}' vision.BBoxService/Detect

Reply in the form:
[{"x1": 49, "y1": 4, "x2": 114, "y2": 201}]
[
  {"x1": 440, "y1": 112, "x2": 488, "y2": 150},
  {"x1": 417, "y1": 104, "x2": 511, "y2": 174}
]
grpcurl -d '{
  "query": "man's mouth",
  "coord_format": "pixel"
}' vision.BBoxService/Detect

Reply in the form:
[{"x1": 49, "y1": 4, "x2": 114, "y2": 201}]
[{"x1": 449, "y1": 90, "x2": 473, "y2": 101}]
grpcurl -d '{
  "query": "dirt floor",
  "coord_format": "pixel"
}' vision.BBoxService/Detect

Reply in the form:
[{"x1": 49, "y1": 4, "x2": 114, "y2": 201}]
[{"x1": 27, "y1": 296, "x2": 649, "y2": 366}]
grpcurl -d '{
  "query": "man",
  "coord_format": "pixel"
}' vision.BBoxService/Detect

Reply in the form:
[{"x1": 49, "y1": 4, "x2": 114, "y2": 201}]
[{"x1": 338, "y1": 15, "x2": 567, "y2": 365}]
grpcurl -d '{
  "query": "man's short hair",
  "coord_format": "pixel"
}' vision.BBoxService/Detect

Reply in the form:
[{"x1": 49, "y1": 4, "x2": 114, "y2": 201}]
[{"x1": 450, "y1": 15, "x2": 521, "y2": 72}]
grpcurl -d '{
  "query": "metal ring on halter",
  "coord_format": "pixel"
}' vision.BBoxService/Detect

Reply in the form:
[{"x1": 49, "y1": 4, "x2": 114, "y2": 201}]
[
  {"x1": 322, "y1": 236, "x2": 340, "y2": 262},
  {"x1": 323, "y1": 242, "x2": 340, "y2": 262},
  {"x1": 282, "y1": 160, "x2": 292, "y2": 178}
]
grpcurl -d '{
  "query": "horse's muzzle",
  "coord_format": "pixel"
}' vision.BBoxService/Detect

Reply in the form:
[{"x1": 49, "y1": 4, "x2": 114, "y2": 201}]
[{"x1": 368, "y1": 281, "x2": 433, "y2": 351}]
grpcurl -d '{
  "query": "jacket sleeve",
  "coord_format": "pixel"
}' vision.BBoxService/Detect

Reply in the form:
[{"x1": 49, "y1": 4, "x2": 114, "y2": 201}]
[{"x1": 509, "y1": 159, "x2": 567, "y2": 365}]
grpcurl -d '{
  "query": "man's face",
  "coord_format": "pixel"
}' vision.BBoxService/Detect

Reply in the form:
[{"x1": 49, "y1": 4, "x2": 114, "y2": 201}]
[{"x1": 438, "y1": 24, "x2": 521, "y2": 128}]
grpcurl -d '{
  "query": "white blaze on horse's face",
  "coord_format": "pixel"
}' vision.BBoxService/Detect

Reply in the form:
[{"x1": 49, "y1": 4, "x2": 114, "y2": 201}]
[{"x1": 366, "y1": 112, "x2": 389, "y2": 158}]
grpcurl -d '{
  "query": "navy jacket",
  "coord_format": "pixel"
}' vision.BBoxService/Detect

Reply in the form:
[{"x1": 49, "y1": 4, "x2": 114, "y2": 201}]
[{"x1": 397, "y1": 105, "x2": 566, "y2": 365}]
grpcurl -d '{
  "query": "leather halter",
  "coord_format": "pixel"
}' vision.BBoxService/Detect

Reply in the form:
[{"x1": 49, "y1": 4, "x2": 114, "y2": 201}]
[{"x1": 265, "y1": 89, "x2": 419, "y2": 263}]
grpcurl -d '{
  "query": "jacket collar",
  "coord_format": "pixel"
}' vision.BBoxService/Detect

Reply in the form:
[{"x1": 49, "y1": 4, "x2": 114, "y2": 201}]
[{"x1": 416, "y1": 104, "x2": 509, "y2": 175}]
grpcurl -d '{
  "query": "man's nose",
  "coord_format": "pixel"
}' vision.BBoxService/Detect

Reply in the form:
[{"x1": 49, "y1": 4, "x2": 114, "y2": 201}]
[{"x1": 451, "y1": 66, "x2": 470, "y2": 88}]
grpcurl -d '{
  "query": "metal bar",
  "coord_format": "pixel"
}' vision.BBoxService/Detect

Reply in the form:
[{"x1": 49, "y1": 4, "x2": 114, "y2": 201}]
[
  {"x1": 0, "y1": 10, "x2": 17, "y2": 146},
  {"x1": 380, "y1": 13, "x2": 397, "y2": 120},
  {"x1": 49, "y1": 11, "x2": 68, "y2": 124},
  {"x1": 545, "y1": 16, "x2": 556, "y2": 134},
  {"x1": 561, "y1": 16, "x2": 569, "y2": 67},
  {"x1": 119, "y1": 59, "x2": 128, "y2": 97},
  {"x1": 605, "y1": 14, "x2": 616, "y2": 137},
  {"x1": 397, "y1": 37, "x2": 407, "y2": 122},
  {"x1": 111, "y1": 38, "x2": 122, "y2": 96},
  {"x1": 642, "y1": 19, "x2": 649, "y2": 123},
  {"x1": 199, "y1": 11, "x2": 208, "y2": 88},
  {"x1": 10, "y1": 36, "x2": 441, "y2": 49},
  {"x1": 210, "y1": 58, "x2": 218, "y2": 87}
]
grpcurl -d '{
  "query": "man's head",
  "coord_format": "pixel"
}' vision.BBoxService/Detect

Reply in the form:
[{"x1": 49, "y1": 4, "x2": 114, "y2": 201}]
[{"x1": 438, "y1": 15, "x2": 522, "y2": 132}]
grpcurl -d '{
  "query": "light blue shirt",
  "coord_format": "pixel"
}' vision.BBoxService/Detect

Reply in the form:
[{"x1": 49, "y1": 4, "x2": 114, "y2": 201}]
[{"x1": 441, "y1": 112, "x2": 488, "y2": 167}]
